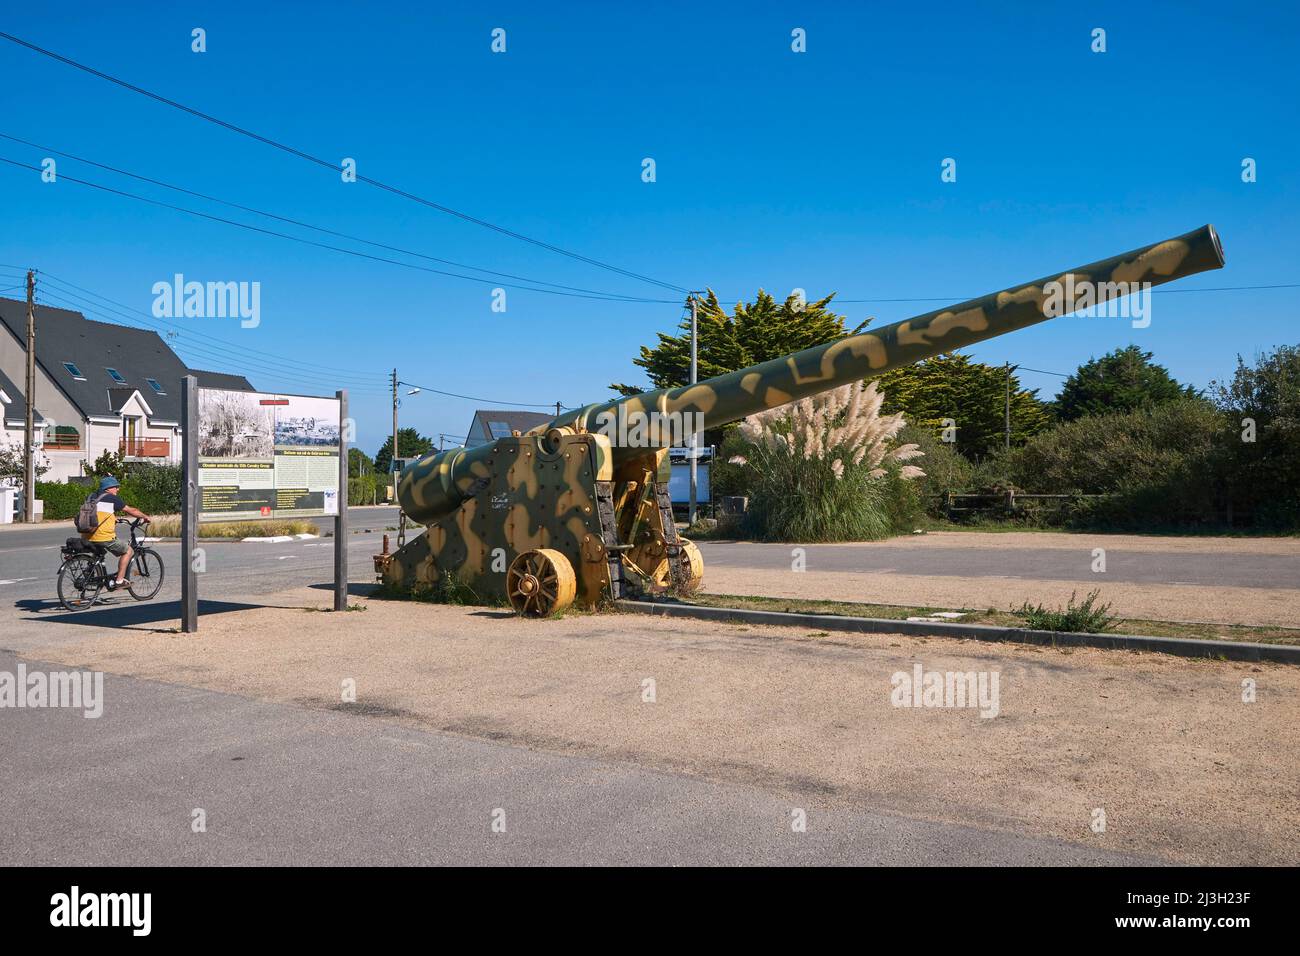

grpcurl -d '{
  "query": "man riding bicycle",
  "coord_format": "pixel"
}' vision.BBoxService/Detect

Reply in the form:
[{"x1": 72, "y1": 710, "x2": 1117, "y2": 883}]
[{"x1": 81, "y1": 476, "x2": 152, "y2": 591}]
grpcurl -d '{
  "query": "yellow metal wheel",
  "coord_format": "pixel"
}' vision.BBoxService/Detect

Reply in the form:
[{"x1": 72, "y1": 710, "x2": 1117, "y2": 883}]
[
  {"x1": 649, "y1": 537, "x2": 705, "y2": 594},
  {"x1": 507, "y1": 549, "x2": 577, "y2": 617},
  {"x1": 677, "y1": 537, "x2": 704, "y2": 593}
]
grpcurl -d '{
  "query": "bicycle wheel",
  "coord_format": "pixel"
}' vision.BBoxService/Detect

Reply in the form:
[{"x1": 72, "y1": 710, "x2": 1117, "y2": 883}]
[
  {"x1": 128, "y1": 549, "x2": 165, "y2": 601},
  {"x1": 57, "y1": 554, "x2": 103, "y2": 611}
]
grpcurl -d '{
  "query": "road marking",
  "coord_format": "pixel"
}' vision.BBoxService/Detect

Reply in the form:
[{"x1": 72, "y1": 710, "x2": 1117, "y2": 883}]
[{"x1": 0, "y1": 577, "x2": 36, "y2": 585}]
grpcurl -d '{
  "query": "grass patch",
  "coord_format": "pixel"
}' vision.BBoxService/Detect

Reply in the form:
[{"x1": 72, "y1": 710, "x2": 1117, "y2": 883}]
[
  {"x1": 680, "y1": 592, "x2": 1300, "y2": 645},
  {"x1": 1012, "y1": 589, "x2": 1118, "y2": 633},
  {"x1": 373, "y1": 574, "x2": 504, "y2": 608},
  {"x1": 146, "y1": 514, "x2": 319, "y2": 538}
]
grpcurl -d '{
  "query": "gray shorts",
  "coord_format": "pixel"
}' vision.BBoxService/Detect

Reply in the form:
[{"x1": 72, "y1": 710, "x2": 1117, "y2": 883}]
[{"x1": 103, "y1": 538, "x2": 129, "y2": 557}]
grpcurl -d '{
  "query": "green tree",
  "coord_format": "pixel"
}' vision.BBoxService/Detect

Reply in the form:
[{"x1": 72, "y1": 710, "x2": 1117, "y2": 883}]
[
  {"x1": 610, "y1": 289, "x2": 864, "y2": 395},
  {"x1": 1210, "y1": 345, "x2": 1300, "y2": 527},
  {"x1": 874, "y1": 353, "x2": 1052, "y2": 460},
  {"x1": 374, "y1": 428, "x2": 433, "y2": 475},
  {"x1": 1054, "y1": 345, "x2": 1197, "y2": 421},
  {"x1": 348, "y1": 447, "x2": 375, "y2": 478}
]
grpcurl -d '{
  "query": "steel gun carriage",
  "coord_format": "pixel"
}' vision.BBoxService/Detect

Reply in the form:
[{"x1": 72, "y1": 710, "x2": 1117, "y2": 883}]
[{"x1": 377, "y1": 225, "x2": 1225, "y2": 616}]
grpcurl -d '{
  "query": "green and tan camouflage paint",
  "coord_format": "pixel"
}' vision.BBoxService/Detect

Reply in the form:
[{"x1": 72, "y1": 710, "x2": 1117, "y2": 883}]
[
  {"x1": 399, "y1": 224, "x2": 1223, "y2": 527},
  {"x1": 387, "y1": 225, "x2": 1225, "y2": 610}
]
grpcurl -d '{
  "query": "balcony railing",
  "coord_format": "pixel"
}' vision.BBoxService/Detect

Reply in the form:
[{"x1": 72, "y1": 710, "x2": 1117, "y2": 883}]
[
  {"x1": 42, "y1": 431, "x2": 81, "y2": 450},
  {"x1": 120, "y1": 438, "x2": 171, "y2": 458}
]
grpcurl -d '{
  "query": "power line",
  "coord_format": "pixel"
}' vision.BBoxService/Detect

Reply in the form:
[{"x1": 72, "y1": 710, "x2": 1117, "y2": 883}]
[
  {"x1": 0, "y1": 31, "x2": 690, "y2": 295},
  {"x1": 31, "y1": 270, "x2": 388, "y2": 381},
  {"x1": 32, "y1": 286, "x2": 390, "y2": 393},
  {"x1": 20, "y1": 274, "x2": 558, "y2": 407},
  {"x1": 397, "y1": 378, "x2": 560, "y2": 409},
  {"x1": 0, "y1": 132, "x2": 675, "y2": 304},
  {"x1": 0, "y1": 156, "x2": 677, "y2": 303},
  {"x1": 32, "y1": 281, "x2": 387, "y2": 388}
]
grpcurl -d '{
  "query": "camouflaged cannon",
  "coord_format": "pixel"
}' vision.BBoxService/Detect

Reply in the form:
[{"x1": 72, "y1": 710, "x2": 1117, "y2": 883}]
[{"x1": 378, "y1": 225, "x2": 1225, "y2": 616}]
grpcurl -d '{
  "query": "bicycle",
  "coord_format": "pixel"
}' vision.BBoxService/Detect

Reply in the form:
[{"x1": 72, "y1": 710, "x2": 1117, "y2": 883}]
[{"x1": 57, "y1": 517, "x2": 165, "y2": 611}]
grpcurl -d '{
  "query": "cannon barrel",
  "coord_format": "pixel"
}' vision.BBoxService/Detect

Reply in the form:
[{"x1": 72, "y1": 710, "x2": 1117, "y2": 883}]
[{"x1": 399, "y1": 224, "x2": 1224, "y2": 525}]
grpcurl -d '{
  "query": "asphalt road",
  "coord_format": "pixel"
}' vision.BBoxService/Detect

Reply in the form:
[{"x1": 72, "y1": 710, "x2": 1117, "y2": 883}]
[
  {"x1": 0, "y1": 506, "x2": 405, "y2": 612},
  {"x1": 697, "y1": 540, "x2": 1300, "y2": 589},
  {"x1": 0, "y1": 647, "x2": 1149, "y2": 866},
  {"x1": 3, "y1": 510, "x2": 1295, "y2": 620}
]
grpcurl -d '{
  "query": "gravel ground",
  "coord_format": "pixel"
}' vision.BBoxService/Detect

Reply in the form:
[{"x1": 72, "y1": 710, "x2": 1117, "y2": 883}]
[
  {"x1": 25, "y1": 587, "x2": 1300, "y2": 865},
  {"x1": 847, "y1": 531, "x2": 1300, "y2": 555},
  {"x1": 701, "y1": 568, "x2": 1300, "y2": 628}
]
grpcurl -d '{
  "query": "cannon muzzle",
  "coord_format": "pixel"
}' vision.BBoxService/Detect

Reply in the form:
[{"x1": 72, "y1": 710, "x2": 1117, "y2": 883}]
[{"x1": 400, "y1": 224, "x2": 1224, "y2": 525}]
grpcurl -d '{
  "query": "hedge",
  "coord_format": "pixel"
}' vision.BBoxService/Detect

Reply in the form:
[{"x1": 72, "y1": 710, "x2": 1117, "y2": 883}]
[
  {"x1": 35, "y1": 481, "x2": 88, "y2": 520},
  {"x1": 37, "y1": 463, "x2": 183, "y2": 521}
]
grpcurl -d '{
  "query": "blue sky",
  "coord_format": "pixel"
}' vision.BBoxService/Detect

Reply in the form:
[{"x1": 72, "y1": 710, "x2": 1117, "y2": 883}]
[{"x1": 1, "y1": 1, "x2": 1297, "y2": 454}]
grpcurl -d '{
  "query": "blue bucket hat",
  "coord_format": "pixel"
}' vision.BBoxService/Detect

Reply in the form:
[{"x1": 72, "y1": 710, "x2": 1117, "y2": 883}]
[{"x1": 98, "y1": 475, "x2": 121, "y2": 493}]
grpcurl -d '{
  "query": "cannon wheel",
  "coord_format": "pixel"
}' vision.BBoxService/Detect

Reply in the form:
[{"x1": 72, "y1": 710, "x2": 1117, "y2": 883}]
[
  {"x1": 676, "y1": 538, "x2": 704, "y2": 593},
  {"x1": 507, "y1": 549, "x2": 577, "y2": 618},
  {"x1": 649, "y1": 537, "x2": 705, "y2": 594}
]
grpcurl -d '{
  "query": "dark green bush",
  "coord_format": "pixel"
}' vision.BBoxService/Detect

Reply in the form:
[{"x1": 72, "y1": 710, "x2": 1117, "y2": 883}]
[
  {"x1": 35, "y1": 481, "x2": 87, "y2": 520},
  {"x1": 119, "y1": 463, "x2": 182, "y2": 515},
  {"x1": 38, "y1": 463, "x2": 182, "y2": 520},
  {"x1": 995, "y1": 399, "x2": 1228, "y2": 530}
]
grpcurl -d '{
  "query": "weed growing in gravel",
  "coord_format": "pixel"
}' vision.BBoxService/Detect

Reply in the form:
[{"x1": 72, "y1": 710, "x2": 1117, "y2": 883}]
[{"x1": 1013, "y1": 589, "x2": 1117, "y2": 633}]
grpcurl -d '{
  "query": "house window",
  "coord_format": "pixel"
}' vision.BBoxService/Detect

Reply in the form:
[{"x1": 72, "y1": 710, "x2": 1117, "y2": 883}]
[
  {"x1": 146, "y1": 378, "x2": 166, "y2": 395},
  {"x1": 106, "y1": 368, "x2": 127, "y2": 385},
  {"x1": 63, "y1": 362, "x2": 86, "y2": 380}
]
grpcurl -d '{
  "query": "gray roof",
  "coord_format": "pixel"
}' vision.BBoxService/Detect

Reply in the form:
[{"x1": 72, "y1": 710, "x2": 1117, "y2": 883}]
[
  {"x1": 0, "y1": 366, "x2": 44, "y2": 423},
  {"x1": 467, "y1": 409, "x2": 554, "y2": 446},
  {"x1": 0, "y1": 296, "x2": 252, "y2": 422},
  {"x1": 191, "y1": 369, "x2": 255, "y2": 392}
]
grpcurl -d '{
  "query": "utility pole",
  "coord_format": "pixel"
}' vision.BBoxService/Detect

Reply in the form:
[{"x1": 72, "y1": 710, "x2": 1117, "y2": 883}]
[
  {"x1": 555, "y1": 401, "x2": 562, "y2": 418},
  {"x1": 390, "y1": 368, "x2": 399, "y2": 476},
  {"x1": 1004, "y1": 363, "x2": 1017, "y2": 451},
  {"x1": 688, "y1": 293, "x2": 699, "y2": 525},
  {"x1": 23, "y1": 270, "x2": 36, "y2": 523}
]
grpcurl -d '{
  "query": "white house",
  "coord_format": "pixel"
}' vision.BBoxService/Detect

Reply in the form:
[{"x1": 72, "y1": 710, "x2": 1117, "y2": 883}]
[{"x1": 0, "y1": 297, "x2": 254, "y2": 482}]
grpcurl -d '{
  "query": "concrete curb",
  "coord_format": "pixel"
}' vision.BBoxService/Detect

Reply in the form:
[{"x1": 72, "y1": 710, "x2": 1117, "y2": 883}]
[{"x1": 617, "y1": 600, "x2": 1300, "y2": 665}]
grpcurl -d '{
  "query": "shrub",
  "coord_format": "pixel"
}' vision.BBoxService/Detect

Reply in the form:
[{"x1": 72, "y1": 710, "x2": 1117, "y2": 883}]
[
  {"x1": 119, "y1": 463, "x2": 182, "y2": 515},
  {"x1": 729, "y1": 382, "x2": 925, "y2": 542},
  {"x1": 1013, "y1": 589, "x2": 1117, "y2": 633},
  {"x1": 348, "y1": 472, "x2": 384, "y2": 506},
  {"x1": 35, "y1": 481, "x2": 87, "y2": 520},
  {"x1": 995, "y1": 399, "x2": 1225, "y2": 530},
  {"x1": 1210, "y1": 345, "x2": 1300, "y2": 530}
]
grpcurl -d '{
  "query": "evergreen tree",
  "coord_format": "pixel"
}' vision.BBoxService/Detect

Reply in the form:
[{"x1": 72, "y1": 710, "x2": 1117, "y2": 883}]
[
  {"x1": 610, "y1": 289, "x2": 864, "y2": 395},
  {"x1": 375, "y1": 428, "x2": 433, "y2": 474},
  {"x1": 874, "y1": 353, "x2": 1052, "y2": 459},
  {"x1": 1055, "y1": 345, "x2": 1197, "y2": 421}
]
